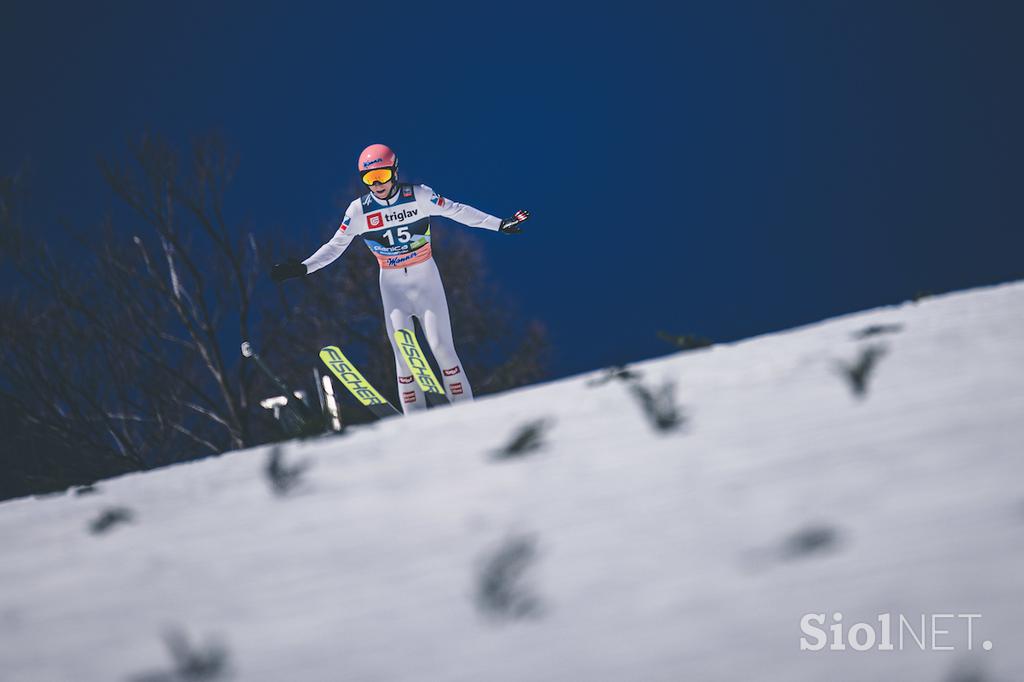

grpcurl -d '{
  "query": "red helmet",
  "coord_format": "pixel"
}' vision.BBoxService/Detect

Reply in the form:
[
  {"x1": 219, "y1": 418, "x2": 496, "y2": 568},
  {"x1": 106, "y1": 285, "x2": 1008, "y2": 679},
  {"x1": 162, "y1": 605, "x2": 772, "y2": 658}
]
[{"x1": 358, "y1": 144, "x2": 397, "y2": 172}]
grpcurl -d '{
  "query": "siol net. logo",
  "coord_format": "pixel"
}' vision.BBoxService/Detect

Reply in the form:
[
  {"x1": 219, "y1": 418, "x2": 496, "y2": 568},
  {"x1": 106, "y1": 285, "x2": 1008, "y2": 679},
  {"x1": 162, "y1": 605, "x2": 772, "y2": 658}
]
[{"x1": 800, "y1": 612, "x2": 993, "y2": 652}]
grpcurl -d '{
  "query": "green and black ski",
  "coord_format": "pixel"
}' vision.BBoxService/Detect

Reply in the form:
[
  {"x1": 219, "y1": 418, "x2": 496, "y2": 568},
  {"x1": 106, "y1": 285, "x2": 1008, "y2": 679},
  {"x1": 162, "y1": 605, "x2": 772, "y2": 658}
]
[
  {"x1": 393, "y1": 328, "x2": 449, "y2": 408},
  {"x1": 319, "y1": 345, "x2": 400, "y2": 419}
]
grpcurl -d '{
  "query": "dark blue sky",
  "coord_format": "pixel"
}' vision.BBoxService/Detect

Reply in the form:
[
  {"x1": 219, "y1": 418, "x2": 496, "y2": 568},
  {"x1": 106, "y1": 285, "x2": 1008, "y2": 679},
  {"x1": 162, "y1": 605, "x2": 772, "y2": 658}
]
[{"x1": 2, "y1": 1, "x2": 1022, "y2": 377}]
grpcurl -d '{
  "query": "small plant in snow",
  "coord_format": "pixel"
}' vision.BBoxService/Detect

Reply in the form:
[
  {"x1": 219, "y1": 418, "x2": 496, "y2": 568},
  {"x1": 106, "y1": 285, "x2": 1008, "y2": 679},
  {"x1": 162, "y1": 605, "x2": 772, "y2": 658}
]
[
  {"x1": 89, "y1": 506, "x2": 134, "y2": 535},
  {"x1": 590, "y1": 364, "x2": 687, "y2": 433},
  {"x1": 836, "y1": 344, "x2": 887, "y2": 398},
  {"x1": 475, "y1": 534, "x2": 544, "y2": 622},
  {"x1": 128, "y1": 627, "x2": 231, "y2": 681},
  {"x1": 492, "y1": 419, "x2": 552, "y2": 461},
  {"x1": 628, "y1": 380, "x2": 686, "y2": 433},
  {"x1": 944, "y1": 661, "x2": 989, "y2": 682},
  {"x1": 851, "y1": 323, "x2": 903, "y2": 340},
  {"x1": 586, "y1": 364, "x2": 641, "y2": 387},
  {"x1": 264, "y1": 445, "x2": 311, "y2": 496},
  {"x1": 780, "y1": 524, "x2": 841, "y2": 560}
]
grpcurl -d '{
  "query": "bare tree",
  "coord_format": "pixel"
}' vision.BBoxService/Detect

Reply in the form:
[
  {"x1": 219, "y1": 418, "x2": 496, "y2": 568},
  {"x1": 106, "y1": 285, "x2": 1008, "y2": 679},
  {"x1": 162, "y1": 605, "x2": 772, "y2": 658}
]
[
  {"x1": 1, "y1": 136, "x2": 267, "y2": 494},
  {"x1": 0, "y1": 136, "x2": 549, "y2": 501},
  {"x1": 99, "y1": 134, "x2": 264, "y2": 450}
]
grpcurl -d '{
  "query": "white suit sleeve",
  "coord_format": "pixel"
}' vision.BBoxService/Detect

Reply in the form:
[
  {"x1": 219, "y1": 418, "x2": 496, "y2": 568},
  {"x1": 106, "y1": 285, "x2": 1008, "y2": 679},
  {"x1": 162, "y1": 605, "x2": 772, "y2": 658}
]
[
  {"x1": 419, "y1": 184, "x2": 501, "y2": 231},
  {"x1": 302, "y1": 202, "x2": 359, "y2": 274}
]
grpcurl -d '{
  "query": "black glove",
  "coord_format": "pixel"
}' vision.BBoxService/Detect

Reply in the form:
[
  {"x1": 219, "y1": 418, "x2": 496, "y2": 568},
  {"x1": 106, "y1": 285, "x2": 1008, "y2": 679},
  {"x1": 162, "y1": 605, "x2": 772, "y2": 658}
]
[
  {"x1": 271, "y1": 258, "x2": 307, "y2": 283},
  {"x1": 498, "y1": 209, "x2": 530, "y2": 234}
]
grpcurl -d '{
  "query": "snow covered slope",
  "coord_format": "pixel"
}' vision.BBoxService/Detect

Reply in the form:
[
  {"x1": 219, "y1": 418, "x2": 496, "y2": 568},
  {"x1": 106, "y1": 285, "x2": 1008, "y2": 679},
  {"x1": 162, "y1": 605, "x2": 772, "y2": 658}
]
[{"x1": 2, "y1": 282, "x2": 1022, "y2": 682}]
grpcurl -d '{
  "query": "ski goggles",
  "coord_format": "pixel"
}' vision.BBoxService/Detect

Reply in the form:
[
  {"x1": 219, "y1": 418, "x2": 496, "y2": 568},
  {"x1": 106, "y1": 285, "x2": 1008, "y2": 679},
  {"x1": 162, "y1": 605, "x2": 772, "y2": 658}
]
[{"x1": 361, "y1": 167, "x2": 395, "y2": 186}]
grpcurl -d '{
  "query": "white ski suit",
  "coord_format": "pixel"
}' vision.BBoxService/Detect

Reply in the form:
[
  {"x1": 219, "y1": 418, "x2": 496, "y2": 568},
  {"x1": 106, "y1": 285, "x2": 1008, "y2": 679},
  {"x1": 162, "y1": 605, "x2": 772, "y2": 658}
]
[{"x1": 303, "y1": 183, "x2": 501, "y2": 413}]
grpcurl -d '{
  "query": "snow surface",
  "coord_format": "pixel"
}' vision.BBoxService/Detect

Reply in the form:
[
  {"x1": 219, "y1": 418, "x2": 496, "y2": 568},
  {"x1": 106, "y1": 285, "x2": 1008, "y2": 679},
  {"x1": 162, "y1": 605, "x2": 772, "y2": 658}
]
[{"x1": 2, "y1": 282, "x2": 1023, "y2": 682}]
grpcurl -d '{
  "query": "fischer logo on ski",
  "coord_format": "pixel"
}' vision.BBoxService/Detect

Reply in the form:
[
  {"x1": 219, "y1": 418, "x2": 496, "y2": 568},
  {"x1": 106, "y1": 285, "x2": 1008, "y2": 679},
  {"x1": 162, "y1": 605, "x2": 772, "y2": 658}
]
[
  {"x1": 393, "y1": 328, "x2": 447, "y2": 401},
  {"x1": 319, "y1": 346, "x2": 399, "y2": 418}
]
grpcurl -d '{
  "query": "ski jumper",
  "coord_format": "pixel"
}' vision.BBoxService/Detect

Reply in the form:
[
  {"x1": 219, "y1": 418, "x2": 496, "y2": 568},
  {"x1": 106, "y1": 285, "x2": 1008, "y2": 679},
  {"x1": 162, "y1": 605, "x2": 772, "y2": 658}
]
[{"x1": 303, "y1": 183, "x2": 501, "y2": 413}]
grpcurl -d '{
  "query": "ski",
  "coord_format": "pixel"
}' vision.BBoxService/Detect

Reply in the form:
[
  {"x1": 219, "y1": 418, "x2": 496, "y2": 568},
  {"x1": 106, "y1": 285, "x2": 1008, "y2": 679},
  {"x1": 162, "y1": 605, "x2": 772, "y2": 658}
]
[
  {"x1": 393, "y1": 328, "x2": 449, "y2": 408},
  {"x1": 319, "y1": 345, "x2": 401, "y2": 419}
]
